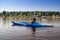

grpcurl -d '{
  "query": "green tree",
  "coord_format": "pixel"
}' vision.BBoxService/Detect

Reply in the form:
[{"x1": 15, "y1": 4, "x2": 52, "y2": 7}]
[
  {"x1": 2, "y1": 11, "x2": 8, "y2": 17},
  {"x1": 54, "y1": 12, "x2": 59, "y2": 16},
  {"x1": 47, "y1": 12, "x2": 53, "y2": 16},
  {"x1": 2, "y1": 11, "x2": 6, "y2": 16}
]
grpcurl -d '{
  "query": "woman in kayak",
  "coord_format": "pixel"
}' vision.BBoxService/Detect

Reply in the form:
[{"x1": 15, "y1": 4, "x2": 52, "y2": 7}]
[{"x1": 31, "y1": 18, "x2": 36, "y2": 34}]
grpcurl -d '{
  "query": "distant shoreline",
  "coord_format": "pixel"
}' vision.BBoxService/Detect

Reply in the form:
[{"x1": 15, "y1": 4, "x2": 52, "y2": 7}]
[{"x1": 0, "y1": 16, "x2": 60, "y2": 18}]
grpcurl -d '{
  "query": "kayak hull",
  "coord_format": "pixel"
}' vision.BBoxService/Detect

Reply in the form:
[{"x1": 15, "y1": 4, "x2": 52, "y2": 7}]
[{"x1": 12, "y1": 22, "x2": 53, "y2": 27}]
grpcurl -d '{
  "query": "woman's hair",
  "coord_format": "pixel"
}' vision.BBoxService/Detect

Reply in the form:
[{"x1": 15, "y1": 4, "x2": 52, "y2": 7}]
[
  {"x1": 31, "y1": 18, "x2": 36, "y2": 23},
  {"x1": 33, "y1": 18, "x2": 36, "y2": 22}
]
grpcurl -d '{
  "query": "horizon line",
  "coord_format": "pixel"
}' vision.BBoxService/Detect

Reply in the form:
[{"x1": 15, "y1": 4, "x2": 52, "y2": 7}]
[{"x1": 0, "y1": 10, "x2": 60, "y2": 12}]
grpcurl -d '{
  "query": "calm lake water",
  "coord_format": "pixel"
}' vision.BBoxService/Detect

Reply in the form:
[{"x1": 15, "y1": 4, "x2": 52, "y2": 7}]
[{"x1": 0, "y1": 17, "x2": 60, "y2": 40}]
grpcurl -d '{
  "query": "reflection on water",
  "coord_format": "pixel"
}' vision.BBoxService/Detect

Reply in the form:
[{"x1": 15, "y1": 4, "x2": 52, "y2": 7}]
[{"x1": 0, "y1": 17, "x2": 60, "y2": 40}]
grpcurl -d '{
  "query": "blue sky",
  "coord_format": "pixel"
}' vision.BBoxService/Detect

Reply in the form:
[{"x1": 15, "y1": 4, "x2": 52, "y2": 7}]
[{"x1": 0, "y1": 0, "x2": 60, "y2": 12}]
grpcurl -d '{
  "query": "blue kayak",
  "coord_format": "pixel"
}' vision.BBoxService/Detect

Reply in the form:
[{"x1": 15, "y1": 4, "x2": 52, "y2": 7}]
[{"x1": 12, "y1": 22, "x2": 53, "y2": 28}]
